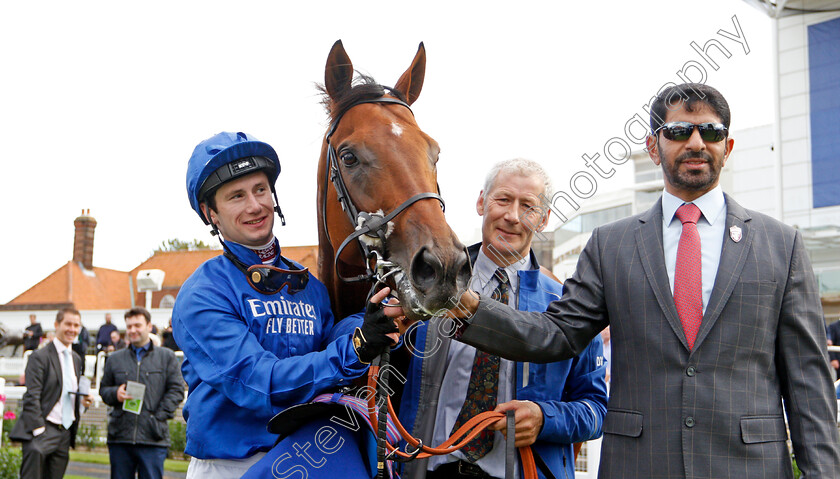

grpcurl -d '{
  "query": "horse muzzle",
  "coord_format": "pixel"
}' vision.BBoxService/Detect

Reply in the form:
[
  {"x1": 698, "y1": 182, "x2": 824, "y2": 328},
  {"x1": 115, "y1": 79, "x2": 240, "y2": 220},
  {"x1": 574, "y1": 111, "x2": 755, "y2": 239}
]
[{"x1": 392, "y1": 244, "x2": 471, "y2": 321}]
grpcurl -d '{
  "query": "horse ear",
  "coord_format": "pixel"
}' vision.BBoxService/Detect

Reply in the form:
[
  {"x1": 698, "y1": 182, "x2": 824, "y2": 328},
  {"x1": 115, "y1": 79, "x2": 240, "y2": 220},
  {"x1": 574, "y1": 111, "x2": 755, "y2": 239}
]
[
  {"x1": 325, "y1": 40, "x2": 354, "y2": 100},
  {"x1": 394, "y1": 42, "x2": 426, "y2": 105}
]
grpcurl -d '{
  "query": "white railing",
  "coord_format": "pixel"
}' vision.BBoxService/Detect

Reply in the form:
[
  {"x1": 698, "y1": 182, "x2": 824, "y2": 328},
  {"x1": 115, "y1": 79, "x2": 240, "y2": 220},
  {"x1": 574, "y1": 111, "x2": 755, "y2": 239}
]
[{"x1": 0, "y1": 356, "x2": 27, "y2": 377}]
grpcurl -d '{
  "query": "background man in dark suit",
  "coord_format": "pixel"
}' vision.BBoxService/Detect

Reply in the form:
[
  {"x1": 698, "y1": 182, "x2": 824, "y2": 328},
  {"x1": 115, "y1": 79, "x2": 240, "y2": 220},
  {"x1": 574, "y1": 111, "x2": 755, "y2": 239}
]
[
  {"x1": 96, "y1": 313, "x2": 117, "y2": 351},
  {"x1": 10, "y1": 308, "x2": 95, "y2": 479},
  {"x1": 23, "y1": 314, "x2": 42, "y2": 352},
  {"x1": 442, "y1": 83, "x2": 840, "y2": 478}
]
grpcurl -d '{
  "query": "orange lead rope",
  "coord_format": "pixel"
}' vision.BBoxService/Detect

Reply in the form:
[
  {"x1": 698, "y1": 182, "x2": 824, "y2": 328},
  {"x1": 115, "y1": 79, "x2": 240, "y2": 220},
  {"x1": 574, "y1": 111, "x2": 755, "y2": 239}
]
[{"x1": 367, "y1": 364, "x2": 539, "y2": 479}]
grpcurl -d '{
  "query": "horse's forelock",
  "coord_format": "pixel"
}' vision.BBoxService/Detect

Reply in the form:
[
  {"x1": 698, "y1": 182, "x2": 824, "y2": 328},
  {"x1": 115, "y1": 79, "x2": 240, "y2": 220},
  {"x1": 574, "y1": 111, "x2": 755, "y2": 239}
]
[{"x1": 318, "y1": 74, "x2": 407, "y2": 123}]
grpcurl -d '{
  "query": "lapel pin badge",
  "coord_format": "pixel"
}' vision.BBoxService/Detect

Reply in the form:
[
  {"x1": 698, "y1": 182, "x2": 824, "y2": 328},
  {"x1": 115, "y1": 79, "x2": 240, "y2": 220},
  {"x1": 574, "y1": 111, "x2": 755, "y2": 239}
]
[{"x1": 729, "y1": 225, "x2": 742, "y2": 243}]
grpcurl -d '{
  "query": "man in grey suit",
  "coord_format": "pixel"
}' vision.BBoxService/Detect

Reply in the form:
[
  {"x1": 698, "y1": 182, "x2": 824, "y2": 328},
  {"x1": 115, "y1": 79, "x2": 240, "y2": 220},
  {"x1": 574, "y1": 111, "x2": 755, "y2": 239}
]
[
  {"x1": 10, "y1": 308, "x2": 95, "y2": 479},
  {"x1": 440, "y1": 83, "x2": 840, "y2": 478}
]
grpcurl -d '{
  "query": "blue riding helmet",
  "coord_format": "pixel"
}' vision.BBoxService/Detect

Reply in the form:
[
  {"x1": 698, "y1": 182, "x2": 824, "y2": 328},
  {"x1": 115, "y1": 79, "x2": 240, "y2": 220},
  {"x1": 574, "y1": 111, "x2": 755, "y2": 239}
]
[{"x1": 186, "y1": 131, "x2": 281, "y2": 225}]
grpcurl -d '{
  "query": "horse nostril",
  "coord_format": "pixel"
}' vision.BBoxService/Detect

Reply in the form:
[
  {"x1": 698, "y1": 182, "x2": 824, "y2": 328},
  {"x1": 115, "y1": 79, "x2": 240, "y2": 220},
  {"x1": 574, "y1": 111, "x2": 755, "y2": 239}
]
[{"x1": 410, "y1": 246, "x2": 441, "y2": 292}]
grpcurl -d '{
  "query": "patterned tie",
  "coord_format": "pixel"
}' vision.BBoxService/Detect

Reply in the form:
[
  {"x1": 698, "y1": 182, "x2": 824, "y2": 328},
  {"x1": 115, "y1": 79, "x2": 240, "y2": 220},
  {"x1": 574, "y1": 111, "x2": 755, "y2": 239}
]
[
  {"x1": 62, "y1": 349, "x2": 76, "y2": 428},
  {"x1": 674, "y1": 203, "x2": 703, "y2": 350},
  {"x1": 450, "y1": 268, "x2": 509, "y2": 462},
  {"x1": 491, "y1": 268, "x2": 510, "y2": 305}
]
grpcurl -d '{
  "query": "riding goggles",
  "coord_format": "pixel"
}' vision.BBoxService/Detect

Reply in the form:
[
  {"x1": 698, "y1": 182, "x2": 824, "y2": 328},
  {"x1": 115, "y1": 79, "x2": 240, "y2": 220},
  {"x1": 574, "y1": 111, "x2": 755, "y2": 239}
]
[
  {"x1": 224, "y1": 249, "x2": 309, "y2": 295},
  {"x1": 246, "y1": 263, "x2": 310, "y2": 295},
  {"x1": 655, "y1": 122, "x2": 728, "y2": 142}
]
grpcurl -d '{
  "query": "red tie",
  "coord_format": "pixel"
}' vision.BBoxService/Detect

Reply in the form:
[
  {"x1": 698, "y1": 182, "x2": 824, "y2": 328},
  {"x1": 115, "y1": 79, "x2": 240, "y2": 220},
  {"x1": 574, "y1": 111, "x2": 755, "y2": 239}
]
[{"x1": 674, "y1": 203, "x2": 703, "y2": 350}]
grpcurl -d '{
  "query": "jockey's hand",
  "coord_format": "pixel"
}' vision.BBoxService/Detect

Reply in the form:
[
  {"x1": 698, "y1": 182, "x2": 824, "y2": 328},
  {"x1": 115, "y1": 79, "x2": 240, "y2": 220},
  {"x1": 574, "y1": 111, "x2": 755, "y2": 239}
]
[
  {"x1": 379, "y1": 291, "x2": 410, "y2": 335},
  {"x1": 353, "y1": 287, "x2": 400, "y2": 363},
  {"x1": 489, "y1": 400, "x2": 544, "y2": 447}
]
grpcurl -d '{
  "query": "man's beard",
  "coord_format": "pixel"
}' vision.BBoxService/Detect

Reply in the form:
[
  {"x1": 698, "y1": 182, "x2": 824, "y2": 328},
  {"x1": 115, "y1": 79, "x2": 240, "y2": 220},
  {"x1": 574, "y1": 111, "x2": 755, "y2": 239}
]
[{"x1": 663, "y1": 150, "x2": 721, "y2": 191}]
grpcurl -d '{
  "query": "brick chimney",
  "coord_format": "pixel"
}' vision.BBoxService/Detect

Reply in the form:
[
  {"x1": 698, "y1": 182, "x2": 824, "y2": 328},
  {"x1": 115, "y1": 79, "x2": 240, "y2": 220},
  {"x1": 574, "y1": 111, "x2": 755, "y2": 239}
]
[{"x1": 73, "y1": 209, "x2": 97, "y2": 270}]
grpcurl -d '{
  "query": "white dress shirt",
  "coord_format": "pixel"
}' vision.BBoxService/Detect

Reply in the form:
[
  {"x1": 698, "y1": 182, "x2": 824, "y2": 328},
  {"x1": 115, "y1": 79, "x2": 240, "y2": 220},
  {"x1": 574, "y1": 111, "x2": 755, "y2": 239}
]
[
  {"x1": 46, "y1": 338, "x2": 77, "y2": 427},
  {"x1": 662, "y1": 185, "x2": 727, "y2": 313}
]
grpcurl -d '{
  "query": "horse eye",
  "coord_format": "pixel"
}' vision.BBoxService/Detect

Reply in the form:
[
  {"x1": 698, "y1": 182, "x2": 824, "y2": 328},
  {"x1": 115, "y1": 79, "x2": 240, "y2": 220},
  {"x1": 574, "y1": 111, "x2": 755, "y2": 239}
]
[{"x1": 340, "y1": 151, "x2": 359, "y2": 167}]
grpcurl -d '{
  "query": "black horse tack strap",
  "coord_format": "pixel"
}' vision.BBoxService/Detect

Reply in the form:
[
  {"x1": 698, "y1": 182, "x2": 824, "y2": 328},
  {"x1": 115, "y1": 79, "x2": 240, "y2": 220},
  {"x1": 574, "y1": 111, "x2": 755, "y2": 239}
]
[
  {"x1": 332, "y1": 191, "x2": 444, "y2": 282},
  {"x1": 506, "y1": 410, "x2": 515, "y2": 479}
]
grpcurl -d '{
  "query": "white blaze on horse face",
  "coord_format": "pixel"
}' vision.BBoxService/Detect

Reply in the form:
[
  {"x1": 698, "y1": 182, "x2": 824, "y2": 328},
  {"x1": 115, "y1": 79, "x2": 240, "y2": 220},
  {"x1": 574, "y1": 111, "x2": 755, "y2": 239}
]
[{"x1": 390, "y1": 122, "x2": 403, "y2": 137}]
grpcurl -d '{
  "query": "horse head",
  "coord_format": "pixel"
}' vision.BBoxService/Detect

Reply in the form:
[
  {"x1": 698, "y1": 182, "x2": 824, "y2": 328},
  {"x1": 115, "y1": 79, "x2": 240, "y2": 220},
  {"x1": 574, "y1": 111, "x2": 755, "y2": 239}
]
[{"x1": 317, "y1": 40, "x2": 471, "y2": 321}]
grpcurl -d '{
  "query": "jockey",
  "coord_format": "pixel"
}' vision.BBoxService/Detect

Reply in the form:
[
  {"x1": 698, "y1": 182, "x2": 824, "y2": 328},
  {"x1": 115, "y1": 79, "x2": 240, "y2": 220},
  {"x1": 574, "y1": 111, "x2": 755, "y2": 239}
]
[{"x1": 173, "y1": 131, "x2": 398, "y2": 479}]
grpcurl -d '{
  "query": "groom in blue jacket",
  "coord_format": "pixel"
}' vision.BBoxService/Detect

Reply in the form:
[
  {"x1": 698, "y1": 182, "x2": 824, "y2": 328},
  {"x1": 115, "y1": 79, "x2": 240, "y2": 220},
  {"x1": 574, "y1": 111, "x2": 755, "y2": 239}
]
[{"x1": 399, "y1": 158, "x2": 608, "y2": 479}]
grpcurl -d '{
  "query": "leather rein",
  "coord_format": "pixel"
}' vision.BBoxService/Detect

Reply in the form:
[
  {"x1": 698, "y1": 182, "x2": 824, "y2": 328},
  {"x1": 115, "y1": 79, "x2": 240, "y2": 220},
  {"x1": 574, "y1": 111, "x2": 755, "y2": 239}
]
[{"x1": 366, "y1": 361, "x2": 542, "y2": 479}]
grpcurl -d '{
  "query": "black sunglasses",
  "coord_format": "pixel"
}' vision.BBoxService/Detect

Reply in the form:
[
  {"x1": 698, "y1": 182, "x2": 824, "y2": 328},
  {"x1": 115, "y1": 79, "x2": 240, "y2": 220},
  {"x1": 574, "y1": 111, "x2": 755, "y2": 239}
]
[
  {"x1": 655, "y1": 122, "x2": 728, "y2": 142},
  {"x1": 224, "y1": 250, "x2": 310, "y2": 295}
]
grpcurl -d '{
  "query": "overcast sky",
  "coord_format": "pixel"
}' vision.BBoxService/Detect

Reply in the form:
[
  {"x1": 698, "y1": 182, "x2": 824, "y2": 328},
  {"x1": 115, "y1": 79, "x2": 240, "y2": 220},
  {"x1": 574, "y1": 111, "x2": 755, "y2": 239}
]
[{"x1": 0, "y1": 0, "x2": 774, "y2": 304}]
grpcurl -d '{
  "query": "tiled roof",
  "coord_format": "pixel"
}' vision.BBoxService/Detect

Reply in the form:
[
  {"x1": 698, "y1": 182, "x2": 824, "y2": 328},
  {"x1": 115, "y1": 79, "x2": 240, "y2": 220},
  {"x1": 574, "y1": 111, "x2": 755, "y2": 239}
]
[
  {"x1": 2, "y1": 245, "x2": 320, "y2": 311},
  {"x1": 130, "y1": 250, "x2": 223, "y2": 288},
  {"x1": 3, "y1": 261, "x2": 132, "y2": 310},
  {"x1": 127, "y1": 246, "x2": 319, "y2": 286},
  {"x1": 279, "y1": 245, "x2": 319, "y2": 273}
]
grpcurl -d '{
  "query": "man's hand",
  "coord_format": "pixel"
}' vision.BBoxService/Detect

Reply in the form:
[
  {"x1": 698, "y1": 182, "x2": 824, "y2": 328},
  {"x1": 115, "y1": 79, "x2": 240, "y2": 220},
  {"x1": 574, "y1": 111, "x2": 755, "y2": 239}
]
[
  {"x1": 443, "y1": 289, "x2": 480, "y2": 320},
  {"x1": 489, "y1": 400, "x2": 544, "y2": 447},
  {"x1": 353, "y1": 287, "x2": 401, "y2": 363},
  {"x1": 82, "y1": 394, "x2": 95, "y2": 409},
  {"x1": 116, "y1": 383, "x2": 131, "y2": 403}
]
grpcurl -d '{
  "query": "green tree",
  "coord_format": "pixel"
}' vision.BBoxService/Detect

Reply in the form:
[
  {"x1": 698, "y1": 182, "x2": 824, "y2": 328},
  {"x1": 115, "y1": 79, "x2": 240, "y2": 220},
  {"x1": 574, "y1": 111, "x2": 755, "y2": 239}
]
[{"x1": 155, "y1": 238, "x2": 217, "y2": 253}]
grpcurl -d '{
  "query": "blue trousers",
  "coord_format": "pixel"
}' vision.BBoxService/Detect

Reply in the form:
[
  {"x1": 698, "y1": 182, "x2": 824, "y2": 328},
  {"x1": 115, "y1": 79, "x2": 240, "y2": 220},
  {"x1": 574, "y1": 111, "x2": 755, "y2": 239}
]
[{"x1": 108, "y1": 443, "x2": 168, "y2": 479}]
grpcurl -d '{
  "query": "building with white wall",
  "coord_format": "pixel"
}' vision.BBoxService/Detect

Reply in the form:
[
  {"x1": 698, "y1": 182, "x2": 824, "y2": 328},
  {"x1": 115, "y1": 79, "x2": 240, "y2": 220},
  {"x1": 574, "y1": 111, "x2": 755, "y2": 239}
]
[{"x1": 539, "y1": 1, "x2": 840, "y2": 322}]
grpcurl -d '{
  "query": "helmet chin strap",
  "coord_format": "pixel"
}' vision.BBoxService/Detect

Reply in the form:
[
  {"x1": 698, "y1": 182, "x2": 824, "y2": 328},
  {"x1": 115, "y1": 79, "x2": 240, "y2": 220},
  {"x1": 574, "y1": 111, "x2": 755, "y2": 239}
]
[{"x1": 272, "y1": 189, "x2": 286, "y2": 226}]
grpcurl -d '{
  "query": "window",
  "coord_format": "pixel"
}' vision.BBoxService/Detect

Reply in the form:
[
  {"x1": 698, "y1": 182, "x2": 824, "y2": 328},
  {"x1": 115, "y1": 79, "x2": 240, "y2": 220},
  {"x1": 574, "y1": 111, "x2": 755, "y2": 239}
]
[
  {"x1": 159, "y1": 294, "x2": 176, "y2": 309},
  {"x1": 817, "y1": 270, "x2": 840, "y2": 295},
  {"x1": 808, "y1": 17, "x2": 840, "y2": 208}
]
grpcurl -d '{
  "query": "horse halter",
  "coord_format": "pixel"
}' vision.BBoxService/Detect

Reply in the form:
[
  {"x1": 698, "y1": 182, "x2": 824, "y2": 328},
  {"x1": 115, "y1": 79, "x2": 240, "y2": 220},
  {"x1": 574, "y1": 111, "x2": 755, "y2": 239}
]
[{"x1": 322, "y1": 93, "x2": 445, "y2": 284}]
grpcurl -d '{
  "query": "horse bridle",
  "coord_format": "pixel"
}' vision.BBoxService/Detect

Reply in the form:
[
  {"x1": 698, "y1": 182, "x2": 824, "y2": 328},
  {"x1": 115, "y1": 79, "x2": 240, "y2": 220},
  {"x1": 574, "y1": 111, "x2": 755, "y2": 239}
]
[{"x1": 321, "y1": 92, "x2": 445, "y2": 284}]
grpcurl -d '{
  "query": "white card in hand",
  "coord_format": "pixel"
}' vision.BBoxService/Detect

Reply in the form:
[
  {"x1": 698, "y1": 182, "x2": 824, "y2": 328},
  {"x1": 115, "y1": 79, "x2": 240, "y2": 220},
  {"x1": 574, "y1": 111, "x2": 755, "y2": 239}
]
[
  {"x1": 78, "y1": 376, "x2": 91, "y2": 396},
  {"x1": 123, "y1": 381, "x2": 146, "y2": 415}
]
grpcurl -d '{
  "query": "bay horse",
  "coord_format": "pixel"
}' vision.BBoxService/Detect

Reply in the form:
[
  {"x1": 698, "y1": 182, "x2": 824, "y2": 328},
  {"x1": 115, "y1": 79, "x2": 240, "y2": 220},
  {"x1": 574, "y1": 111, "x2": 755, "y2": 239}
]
[
  {"x1": 249, "y1": 42, "x2": 543, "y2": 479},
  {"x1": 317, "y1": 40, "x2": 471, "y2": 321}
]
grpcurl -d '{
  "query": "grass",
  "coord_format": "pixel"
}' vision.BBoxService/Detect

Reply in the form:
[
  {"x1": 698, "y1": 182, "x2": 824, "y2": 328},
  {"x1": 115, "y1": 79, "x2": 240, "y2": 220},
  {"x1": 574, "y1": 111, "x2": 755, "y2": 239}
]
[
  {"x1": 165, "y1": 458, "x2": 190, "y2": 473},
  {"x1": 70, "y1": 450, "x2": 189, "y2": 472},
  {"x1": 69, "y1": 451, "x2": 109, "y2": 465}
]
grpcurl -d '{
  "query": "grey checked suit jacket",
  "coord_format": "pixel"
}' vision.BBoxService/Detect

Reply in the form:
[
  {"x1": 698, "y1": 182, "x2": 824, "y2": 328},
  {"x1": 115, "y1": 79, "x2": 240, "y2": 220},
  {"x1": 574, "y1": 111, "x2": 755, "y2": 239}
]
[{"x1": 459, "y1": 195, "x2": 840, "y2": 478}]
